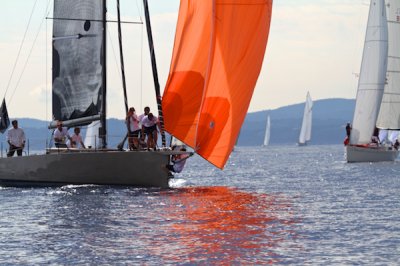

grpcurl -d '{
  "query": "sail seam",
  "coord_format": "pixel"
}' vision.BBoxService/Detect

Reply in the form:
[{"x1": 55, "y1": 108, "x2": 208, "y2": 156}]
[{"x1": 194, "y1": 0, "x2": 217, "y2": 152}]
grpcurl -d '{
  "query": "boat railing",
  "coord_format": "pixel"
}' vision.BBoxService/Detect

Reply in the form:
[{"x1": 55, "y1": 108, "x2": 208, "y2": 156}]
[
  {"x1": 0, "y1": 138, "x2": 47, "y2": 158},
  {"x1": 0, "y1": 134, "x2": 193, "y2": 157}
]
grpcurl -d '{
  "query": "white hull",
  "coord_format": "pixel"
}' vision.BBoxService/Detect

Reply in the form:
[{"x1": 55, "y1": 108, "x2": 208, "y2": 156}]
[
  {"x1": 346, "y1": 145, "x2": 399, "y2": 162},
  {"x1": 0, "y1": 150, "x2": 175, "y2": 188}
]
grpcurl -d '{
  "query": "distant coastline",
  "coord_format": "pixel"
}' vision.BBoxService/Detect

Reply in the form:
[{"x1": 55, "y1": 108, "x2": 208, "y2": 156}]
[{"x1": 0, "y1": 98, "x2": 355, "y2": 150}]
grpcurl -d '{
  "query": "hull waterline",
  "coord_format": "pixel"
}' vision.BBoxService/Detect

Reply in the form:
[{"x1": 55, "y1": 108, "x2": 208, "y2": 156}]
[
  {"x1": 297, "y1": 142, "x2": 307, "y2": 146},
  {"x1": 346, "y1": 145, "x2": 399, "y2": 162},
  {"x1": 0, "y1": 150, "x2": 174, "y2": 188}
]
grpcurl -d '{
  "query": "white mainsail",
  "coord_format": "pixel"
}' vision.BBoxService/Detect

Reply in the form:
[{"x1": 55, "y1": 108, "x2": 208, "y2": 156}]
[
  {"x1": 350, "y1": 0, "x2": 388, "y2": 145},
  {"x1": 376, "y1": 0, "x2": 400, "y2": 130},
  {"x1": 298, "y1": 92, "x2": 313, "y2": 144},
  {"x1": 263, "y1": 115, "x2": 270, "y2": 146}
]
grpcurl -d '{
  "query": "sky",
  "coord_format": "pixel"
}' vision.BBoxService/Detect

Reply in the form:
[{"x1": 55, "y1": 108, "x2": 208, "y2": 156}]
[{"x1": 0, "y1": 0, "x2": 370, "y2": 120}]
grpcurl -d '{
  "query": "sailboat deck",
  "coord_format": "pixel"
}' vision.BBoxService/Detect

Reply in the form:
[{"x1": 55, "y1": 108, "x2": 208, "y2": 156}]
[{"x1": 46, "y1": 147, "x2": 191, "y2": 156}]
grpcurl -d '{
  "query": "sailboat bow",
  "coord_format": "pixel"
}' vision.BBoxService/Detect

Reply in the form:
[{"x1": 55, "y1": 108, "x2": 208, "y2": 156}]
[{"x1": 162, "y1": 0, "x2": 273, "y2": 168}]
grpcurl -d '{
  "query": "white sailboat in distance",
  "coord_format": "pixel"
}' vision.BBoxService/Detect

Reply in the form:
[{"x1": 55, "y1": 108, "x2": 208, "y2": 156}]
[
  {"x1": 263, "y1": 115, "x2": 271, "y2": 146},
  {"x1": 298, "y1": 92, "x2": 313, "y2": 146},
  {"x1": 346, "y1": 0, "x2": 400, "y2": 162}
]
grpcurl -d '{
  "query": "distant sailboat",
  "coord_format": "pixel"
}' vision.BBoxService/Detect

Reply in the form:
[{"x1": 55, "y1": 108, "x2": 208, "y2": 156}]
[
  {"x1": 298, "y1": 92, "x2": 313, "y2": 146},
  {"x1": 346, "y1": 0, "x2": 399, "y2": 162},
  {"x1": 263, "y1": 115, "x2": 270, "y2": 146}
]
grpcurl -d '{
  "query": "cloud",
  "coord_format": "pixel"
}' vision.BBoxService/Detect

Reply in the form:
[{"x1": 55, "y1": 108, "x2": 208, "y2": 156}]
[{"x1": 0, "y1": 0, "x2": 369, "y2": 119}]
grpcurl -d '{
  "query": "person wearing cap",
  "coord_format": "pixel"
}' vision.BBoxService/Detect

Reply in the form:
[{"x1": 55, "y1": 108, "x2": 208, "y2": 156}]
[
  {"x1": 7, "y1": 120, "x2": 26, "y2": 157},
  {"x1": 54, "y1": 120, "x2": 71, "y2": 148}
]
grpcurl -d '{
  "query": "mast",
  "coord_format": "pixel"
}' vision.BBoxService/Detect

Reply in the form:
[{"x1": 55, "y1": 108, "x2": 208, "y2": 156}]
[
  {"x1": 100, "y1": 0, "x2": 107, "y2": 148},
  {"x1": 142, "y1": 0, "x2": 166, "y2": 147}
]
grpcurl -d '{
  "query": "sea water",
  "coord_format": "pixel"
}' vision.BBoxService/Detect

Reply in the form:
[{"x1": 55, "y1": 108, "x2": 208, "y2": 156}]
[{"x1": 0, "y1": 145, "x2": 399, "y2": 264}]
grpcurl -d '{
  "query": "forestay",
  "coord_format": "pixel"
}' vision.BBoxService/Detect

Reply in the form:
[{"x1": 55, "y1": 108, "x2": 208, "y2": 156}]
[{"x1": 162, "y1": 0, "x2": 272, "y2": 168}]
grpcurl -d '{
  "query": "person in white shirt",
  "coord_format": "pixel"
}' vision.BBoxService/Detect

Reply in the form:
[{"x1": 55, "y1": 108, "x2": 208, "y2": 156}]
[
  {"x1": 7, "y1": 120, "x2": 26, "y2": 157},
  {"x1": 70, "y1": 127, "x2": 86, "y2": 149},
  {"x1": 141, "y1": 113, "x2": 161, "y2": 150},
  {"x1": 137, "y1": 106, "x2": 150, "y2": 147},
  {"x1": 138, "y1": 106, "x2": 150, "y2": 127},
  {"x1": 54, "y1": 121, "x2": 71, "y2": 148}
]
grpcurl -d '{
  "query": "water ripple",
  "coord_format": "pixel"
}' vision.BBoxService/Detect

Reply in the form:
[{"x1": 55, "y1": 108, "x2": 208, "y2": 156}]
[{"x1": 0, "y1": 145, "x2": 399, "y2": 264}]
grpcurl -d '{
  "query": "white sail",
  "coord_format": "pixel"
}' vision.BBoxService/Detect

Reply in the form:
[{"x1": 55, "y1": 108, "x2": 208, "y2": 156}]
[
  {"x1": 84, "y1": 121, "x2": 100, "y2": 148},
  {"x1": 389, "y1": 130, "x2": 399, "y2": 143},
  {"x1": 376, "y1": 0, "x2": 400, "y2": 129},
  {"x1": 350, "y1": 0, "x2": 388, "y2": 145},
  {"x1": 263, "y1": 115, "x2": 271, "y2": 146},
  {"x1": 298, "y1": 92, "x2": 313, "y2": 144},
  {"x1": 378, "y1": 129, "x2": 388, "y2": 143}
]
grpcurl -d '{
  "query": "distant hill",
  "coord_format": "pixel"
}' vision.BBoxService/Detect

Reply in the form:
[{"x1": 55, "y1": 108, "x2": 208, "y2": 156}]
[{"x1": 0, "y1": 98, "x2": 355, "y2": 150}]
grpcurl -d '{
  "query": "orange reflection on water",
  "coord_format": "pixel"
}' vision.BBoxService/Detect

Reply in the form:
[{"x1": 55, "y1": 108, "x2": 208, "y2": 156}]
[{"x1": 155, "y1": 186, "x2": 300, "y2": 264}]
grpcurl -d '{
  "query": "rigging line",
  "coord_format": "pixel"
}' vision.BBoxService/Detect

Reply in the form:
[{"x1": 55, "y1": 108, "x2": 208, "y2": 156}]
[
  {"x1": 45, "y1": 2, "x2": 48, "y2": 127},
  {"x1": 107, "y1": 26, "x2": 122, "y2": 82},
  {"x1": 3, "y1": 0, "x2": 39, "y2": 99},
  {"x1": 107, "y1": 23, "x2": 126, "y2": 150},
  {"x1": 137, "y1": 0, "x2": 144, "y2": 111},
  {"x1": 136, "y1": 0, "x2": 144, "y2": 24},
  {"x1": 143, "y1": 0, "x2": 166, "y2": 147},
  {"x1": 45, "y1": 0, "x2": 51, "y2": 126},
  {"x1": 117, "y1": 0, "x2": 129, "y2": 114},
  {"x1": 9, "y1": 0, "x2": 52, "y2": 105},
  {"x1": 140, "y1": 19, "x2": 144, "y2": 112}
]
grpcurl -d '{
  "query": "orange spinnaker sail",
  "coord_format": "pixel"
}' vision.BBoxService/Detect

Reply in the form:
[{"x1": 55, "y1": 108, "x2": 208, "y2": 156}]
[{"x1": 162, "y1": 0, "x2": 272, "y2": 169}]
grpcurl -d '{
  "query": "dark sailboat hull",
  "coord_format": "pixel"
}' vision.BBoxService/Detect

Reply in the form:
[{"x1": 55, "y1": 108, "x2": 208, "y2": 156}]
[{"x1": 0, "y1": 150, "x2": 174, "y2": 188}]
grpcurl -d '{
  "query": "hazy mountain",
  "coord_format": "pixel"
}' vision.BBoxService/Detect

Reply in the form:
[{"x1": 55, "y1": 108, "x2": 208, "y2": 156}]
[
  {"x1": 0, "y1": 98, "x2": 355, "y2": 151},
  {"x1": 238, "y1": 98, "x2": 355, "y2": 146}
]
